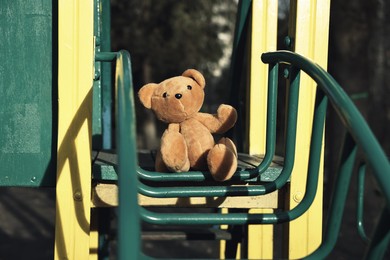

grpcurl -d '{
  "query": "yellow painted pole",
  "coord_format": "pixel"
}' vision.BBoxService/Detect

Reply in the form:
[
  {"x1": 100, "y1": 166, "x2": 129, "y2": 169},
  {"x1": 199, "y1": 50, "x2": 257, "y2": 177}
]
[
  {"x1": 287, "y1": 0, "x2": 330, "y2": 258},
  {"x1": 89, "y1": 210, "x2": 99, "y2": 260},
  {"x1": 220, "y1": 208, "x2": 241, "y2": 259},
  {"x1": 248, "y1": 0, "x2": 278, "y2": 156},
  {"x1": 54, "y1": 0, "x2": 94, "y2": 259},
  {"x1": 247, "y1": 209, "x2": 274, "y2": 259},
  {"x1": 247, "y1": 0, "x2": 278, "y2": 259}
]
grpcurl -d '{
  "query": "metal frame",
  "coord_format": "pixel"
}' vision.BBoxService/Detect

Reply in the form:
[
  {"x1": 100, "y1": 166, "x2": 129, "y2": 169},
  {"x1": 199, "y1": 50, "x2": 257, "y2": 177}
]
[{"x1": 113, "y1": 50, "x2": 390, "y2": 259}]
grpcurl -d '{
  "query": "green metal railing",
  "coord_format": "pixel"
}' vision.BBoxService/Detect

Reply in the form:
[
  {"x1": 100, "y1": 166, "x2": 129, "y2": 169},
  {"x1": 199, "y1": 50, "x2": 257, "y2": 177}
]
[
  {"x1": 135, "y1": 63, "x2": 326, "y2": 226},
  {"x1": 96, "y1": 50, "x2": 141, "y2": 260},
  {"x1": 110, "y1": 50, "x2": 390, "y2": 259},
  {"x1": 262, "y1": 51, "x2": 390, "y2": 259}
]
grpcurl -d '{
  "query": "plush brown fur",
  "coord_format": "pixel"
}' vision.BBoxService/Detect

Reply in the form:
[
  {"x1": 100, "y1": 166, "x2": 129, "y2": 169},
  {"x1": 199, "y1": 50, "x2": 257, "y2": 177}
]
[{"x1": 138, "y1": 69, "x2": 238, "y2": 181}]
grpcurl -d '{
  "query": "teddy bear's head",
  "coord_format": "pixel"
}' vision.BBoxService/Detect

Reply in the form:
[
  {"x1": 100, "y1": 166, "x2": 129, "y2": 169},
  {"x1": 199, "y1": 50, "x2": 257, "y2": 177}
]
[{"x1": 138, "y1": 69, "x2": 206, "y2": 123}]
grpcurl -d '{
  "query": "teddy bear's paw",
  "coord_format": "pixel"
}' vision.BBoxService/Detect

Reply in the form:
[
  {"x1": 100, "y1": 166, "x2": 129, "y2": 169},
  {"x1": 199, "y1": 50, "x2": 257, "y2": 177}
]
[
  {"x1": 215, "y1": 105, "x2": 238, "y2": 133},
  {"x1": 207, "y1": 144, "x2": 238, "y2": 181},
  {"x1": 163, "y1": 151, "x2": 190, "y2": 172},
  {"x1": 166, "y1": 158, "x2": 190, "y2": 172},
  {"x1": 217, "y1": 105, "x2": 237, "y2": 122}
]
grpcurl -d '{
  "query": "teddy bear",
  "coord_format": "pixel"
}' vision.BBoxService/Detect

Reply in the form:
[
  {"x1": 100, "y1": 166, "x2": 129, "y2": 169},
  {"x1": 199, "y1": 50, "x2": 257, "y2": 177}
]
[{"x1": 138, "y1": 69, "x2": 238, "y2": 181}]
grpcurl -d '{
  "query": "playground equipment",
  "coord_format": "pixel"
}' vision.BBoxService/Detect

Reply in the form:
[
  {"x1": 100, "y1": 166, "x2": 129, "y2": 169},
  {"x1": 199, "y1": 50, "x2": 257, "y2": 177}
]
[{"x1": 1, "y1": 0, "x2": 389, "y2": 259}]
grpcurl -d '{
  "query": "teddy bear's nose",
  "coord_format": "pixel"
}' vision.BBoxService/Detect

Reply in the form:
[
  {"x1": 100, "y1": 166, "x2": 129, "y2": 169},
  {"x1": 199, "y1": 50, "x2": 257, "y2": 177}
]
[{"x1": 175, "y1": 93, "x2": 182, "y2": 99}]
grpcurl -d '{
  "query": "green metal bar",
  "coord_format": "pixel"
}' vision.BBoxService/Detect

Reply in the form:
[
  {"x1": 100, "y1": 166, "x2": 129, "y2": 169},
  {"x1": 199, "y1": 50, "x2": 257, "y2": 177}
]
[
  {"x1": 232, "y1": 0, "x2": 251, "y2": 51},
  {"x1": 288, "y1": 88, "x2": 328, "y2": 221},
  {"x1": 115, "y1": 50, "x2": 140, "y2": 260},
  {"x1": 228, "y1": 0, "x2": 251, "y2": 152},
  {"x1": 364, "y1": 206, "x2": 390, "y2": 259},
  {"x1": 304, "y1": 133, "x2": 357, "y2": 259},
  {"x1": 261, "y1": 51, "x2": 390, "y2": 208},
  {"x1": 357, "y1": 163, "x2": 369, "y2": 243},
  {"x1": 100, "y1": 0, "x2": 113, "y2": 149},
  {"x1": 255, "y1": 62, "x2": 278, "y2": 174},
  {"x1": 96, "y1": 52, "x2": 117, "y2": 61},
  {"x1": 92, "y1": 0, "x2": 103, "y2": 150}
]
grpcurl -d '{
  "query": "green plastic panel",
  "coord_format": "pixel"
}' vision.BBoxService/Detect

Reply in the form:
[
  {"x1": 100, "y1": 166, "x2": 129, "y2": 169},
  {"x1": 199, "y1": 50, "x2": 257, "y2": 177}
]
[{"x1": 0, "y1": 0, "x2": 56, "y2": 186}]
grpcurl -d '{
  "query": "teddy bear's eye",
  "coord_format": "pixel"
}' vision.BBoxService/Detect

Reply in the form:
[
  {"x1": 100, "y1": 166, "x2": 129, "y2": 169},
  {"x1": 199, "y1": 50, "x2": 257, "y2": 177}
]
[
  {"x1": 187, "y1": 85, "x2": 192, "y2": 90},
  {"x1": 162, "y1": 92, "x2": 168, "y2": 98}
]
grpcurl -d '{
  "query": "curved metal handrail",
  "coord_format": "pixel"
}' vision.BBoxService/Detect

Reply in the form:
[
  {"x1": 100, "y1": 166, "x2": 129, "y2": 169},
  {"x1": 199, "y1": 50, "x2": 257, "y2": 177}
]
[
  {"x1": 114, "y1": 50, "x2": 390, "y2": 259},
  {"x1": 114, "y1": 50, "x2": 141, "y2": 260},
  {"x1": 120, "y1": 52, "x2": 327, "y2": 225},
  {"x1": 260, "y1": 51, "x2": 390, "y2": 259},
  {"x1": 261, "y1": 51, "x2": 390, "y2": 206}
]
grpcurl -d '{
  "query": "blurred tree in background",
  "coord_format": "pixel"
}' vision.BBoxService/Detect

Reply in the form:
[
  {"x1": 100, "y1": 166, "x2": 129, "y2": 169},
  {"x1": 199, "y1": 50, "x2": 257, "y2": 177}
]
[
  {"x1": 111, "y1": 0, "x2": 237, "y2": 149},
  {"x1": 327, "y1": 0, "x2": 390, "y2": 173},
  {"x1": 111, "y1": 0, "x2": 237, "y2": 89}
]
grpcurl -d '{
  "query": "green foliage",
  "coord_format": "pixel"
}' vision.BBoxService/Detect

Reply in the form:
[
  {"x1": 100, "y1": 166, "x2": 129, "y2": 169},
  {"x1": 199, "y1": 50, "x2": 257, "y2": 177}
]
[{"x1": 111, "y1": 0, "x2": 237, "y2": 89}]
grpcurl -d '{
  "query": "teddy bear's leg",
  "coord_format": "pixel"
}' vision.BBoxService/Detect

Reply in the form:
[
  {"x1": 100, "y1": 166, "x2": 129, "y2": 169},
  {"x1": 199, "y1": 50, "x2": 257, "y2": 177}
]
[
  {"x1": 207, "y1": 137, "x2": 238, "y2": 181},
  {"x1": 161, "y1": 130, "x2": 191, "y2": 172},
  {"x1": 155, "y1": 150, "x2": 169, "y2": 172}
]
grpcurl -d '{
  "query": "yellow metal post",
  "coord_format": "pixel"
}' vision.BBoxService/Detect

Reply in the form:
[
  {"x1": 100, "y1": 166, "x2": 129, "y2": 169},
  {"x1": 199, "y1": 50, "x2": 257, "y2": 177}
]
[
  {"x1": 287, "y1": 0, "x2": 330, "y2": 258},
  {"x1": 248, "y1": 0, "x2": 278, "y2": 156},
  {"x1": 89, "y1": 210, "x2": 99, "y2": 260},
  {"x1": 55, "y1": 0, "x2": 94, "y2": 259},
  {"x1": 247, "y1": 0, "x2": 278, "y2": 259},
  {"x1": 221, "y1": 0, "x2": 277, "y2": 257}
]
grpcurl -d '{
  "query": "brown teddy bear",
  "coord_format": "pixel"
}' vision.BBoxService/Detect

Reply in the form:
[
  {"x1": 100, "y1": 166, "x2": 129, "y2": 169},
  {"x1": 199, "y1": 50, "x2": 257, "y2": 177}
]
[{"x1": 138, "y1": 69, "x2": 238, "y2": 181}]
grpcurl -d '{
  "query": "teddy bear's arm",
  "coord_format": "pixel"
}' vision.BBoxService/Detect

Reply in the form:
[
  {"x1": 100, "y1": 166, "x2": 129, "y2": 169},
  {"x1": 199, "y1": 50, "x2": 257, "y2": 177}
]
[{"x1": 194, "y1": 104, "x2": 237, "y2": 134}]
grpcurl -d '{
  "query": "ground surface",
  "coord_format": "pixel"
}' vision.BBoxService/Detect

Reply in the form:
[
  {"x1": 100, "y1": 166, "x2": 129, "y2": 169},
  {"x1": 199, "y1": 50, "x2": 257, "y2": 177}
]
[{"x1": 0, "y1": 177, "x2": 388, "y2": 259}]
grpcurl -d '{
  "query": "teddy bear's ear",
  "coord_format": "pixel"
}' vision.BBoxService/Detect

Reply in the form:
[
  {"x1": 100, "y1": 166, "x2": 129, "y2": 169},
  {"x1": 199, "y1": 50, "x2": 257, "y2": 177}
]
[
  {"x1": 138, "y1": 83, "x2": 158, "y2": 109},
  {"x1": 182, "y1": 69, "x2": 206, "y2": 89}
]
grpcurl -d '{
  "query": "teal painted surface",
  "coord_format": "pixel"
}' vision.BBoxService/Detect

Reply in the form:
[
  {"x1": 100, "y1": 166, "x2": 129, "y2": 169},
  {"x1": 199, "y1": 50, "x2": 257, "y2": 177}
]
[
  {"x1": 100, "y1": 0, "x2": 112, "y2": 149},
  {"x1": 93, "y1": 0, "x2": 112, "y2": 150},
  {"x1": 0, "y1": 0, "x2": 56, "y2": 186},
  {"x1": 93, "y1": 0, "x2": 102, "y2": 149}
]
